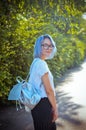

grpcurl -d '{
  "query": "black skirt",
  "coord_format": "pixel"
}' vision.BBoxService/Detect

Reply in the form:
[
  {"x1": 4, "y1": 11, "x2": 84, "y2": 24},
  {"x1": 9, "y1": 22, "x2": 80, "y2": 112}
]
[{"x1": 31, "y1": 98, "x2": 56, "y2": 130}]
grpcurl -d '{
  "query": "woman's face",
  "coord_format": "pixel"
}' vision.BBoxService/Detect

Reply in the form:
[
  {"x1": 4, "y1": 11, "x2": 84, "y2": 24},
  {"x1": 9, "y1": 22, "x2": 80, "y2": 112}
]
[{"x1": 41, "y1": 38, "x2": 54, "y2": 59}]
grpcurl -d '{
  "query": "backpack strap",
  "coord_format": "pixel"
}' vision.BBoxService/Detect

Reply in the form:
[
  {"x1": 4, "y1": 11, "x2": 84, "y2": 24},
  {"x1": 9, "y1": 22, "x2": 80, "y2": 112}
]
[
  {"x1": 25, "y1": 59, "x2": 38, "y2": 81},
  {"x1": 16, "y1": 76, "x2": 24, "y2": 83}
]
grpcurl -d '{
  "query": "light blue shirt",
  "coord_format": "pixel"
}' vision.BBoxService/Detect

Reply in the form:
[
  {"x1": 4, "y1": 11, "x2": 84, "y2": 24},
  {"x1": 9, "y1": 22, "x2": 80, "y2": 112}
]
[{"x1": 28, "y1": 58, "x2": 55, "y2": 98}]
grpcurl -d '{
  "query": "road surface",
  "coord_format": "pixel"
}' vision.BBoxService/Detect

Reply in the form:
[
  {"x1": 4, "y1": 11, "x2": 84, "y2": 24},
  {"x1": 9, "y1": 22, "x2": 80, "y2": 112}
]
[{"x1": 55, "y1": 59, "x2": 86, "y2": 130}]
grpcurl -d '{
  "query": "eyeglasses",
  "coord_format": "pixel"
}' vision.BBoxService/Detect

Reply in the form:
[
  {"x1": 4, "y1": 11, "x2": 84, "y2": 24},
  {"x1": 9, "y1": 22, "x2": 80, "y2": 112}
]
[{"x1": 41, "y1": 44, "x2": 54, "y2": 50}]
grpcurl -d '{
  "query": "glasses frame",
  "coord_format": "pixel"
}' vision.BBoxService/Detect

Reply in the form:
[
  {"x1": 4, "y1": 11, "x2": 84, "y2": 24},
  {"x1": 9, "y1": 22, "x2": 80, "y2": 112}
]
[{"x1": 41, "y1": 44, "x2": 54, "y2": 50}]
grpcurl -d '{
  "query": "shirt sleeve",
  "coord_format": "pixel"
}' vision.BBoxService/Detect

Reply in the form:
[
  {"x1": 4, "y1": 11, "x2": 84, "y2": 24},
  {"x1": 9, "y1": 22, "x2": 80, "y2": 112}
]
[{"x1": 37, "y1": 60, "x2": 49, "y2": 77}]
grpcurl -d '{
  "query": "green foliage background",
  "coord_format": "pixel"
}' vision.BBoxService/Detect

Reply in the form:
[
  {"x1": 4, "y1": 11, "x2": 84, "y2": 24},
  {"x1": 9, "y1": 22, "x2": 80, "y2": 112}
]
[{"x1": 0, "y1": 0, "x2": 86, "y2": 104}]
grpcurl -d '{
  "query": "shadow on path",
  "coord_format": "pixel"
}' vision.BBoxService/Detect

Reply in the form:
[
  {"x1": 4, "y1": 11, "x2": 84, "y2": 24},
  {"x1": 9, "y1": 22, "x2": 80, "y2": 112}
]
[
  {"x1": 0, "y1": 106, "x2": 34, "y2": 130},
  {"x1": 55, "y1": 65, "x2": 83, "y2": 87},
  {"x1": 56, "y1": 90, "x2": 82, "y2": 127}
]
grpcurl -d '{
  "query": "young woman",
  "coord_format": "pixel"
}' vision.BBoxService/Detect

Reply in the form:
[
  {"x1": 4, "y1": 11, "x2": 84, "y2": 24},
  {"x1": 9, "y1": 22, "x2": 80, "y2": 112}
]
[{"x1": 29, "y1": 34, "x2": 58, "y2": 130}]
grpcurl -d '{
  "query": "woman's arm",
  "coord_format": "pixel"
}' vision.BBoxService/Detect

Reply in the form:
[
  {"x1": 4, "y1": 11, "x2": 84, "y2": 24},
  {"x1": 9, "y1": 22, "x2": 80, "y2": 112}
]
[{"x1": 42, "y1": 72, "x2": 58, "y2": 122}]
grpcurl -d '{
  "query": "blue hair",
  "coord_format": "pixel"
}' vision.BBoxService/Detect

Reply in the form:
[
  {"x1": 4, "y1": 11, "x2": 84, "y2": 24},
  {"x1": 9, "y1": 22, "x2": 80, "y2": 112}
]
[{"x1": 33, "y1": 34, "x2": 57, "y2": 59}]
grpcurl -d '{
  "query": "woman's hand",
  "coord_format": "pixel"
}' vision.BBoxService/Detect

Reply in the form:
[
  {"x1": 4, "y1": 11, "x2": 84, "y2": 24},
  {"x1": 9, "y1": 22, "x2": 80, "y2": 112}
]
[
  {"x1": 52, "y1": 108, "x2": 58, "y2": 122},
  {"x1": 42, "y1": 73, "x2": 58, "y2": 122}
]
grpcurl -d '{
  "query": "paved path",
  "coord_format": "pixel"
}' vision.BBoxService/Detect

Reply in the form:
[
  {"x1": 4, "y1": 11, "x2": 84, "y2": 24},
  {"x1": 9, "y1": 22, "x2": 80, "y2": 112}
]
[
  {"x1": 55, "y1": 59, "x2": 86, "y2": 130},
  {"x1": 0, "y1": 59, "x2": 86, "y2": 130}
]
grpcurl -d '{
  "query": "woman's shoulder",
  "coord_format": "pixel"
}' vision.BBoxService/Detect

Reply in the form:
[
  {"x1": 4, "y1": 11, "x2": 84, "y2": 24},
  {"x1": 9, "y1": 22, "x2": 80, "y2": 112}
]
[
  {"x1": 33, "y1": 58, "x2": 49, "y2": 76},
  {"x1": 34, "y1": 58, "x2": 47, "y2": 66}
]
